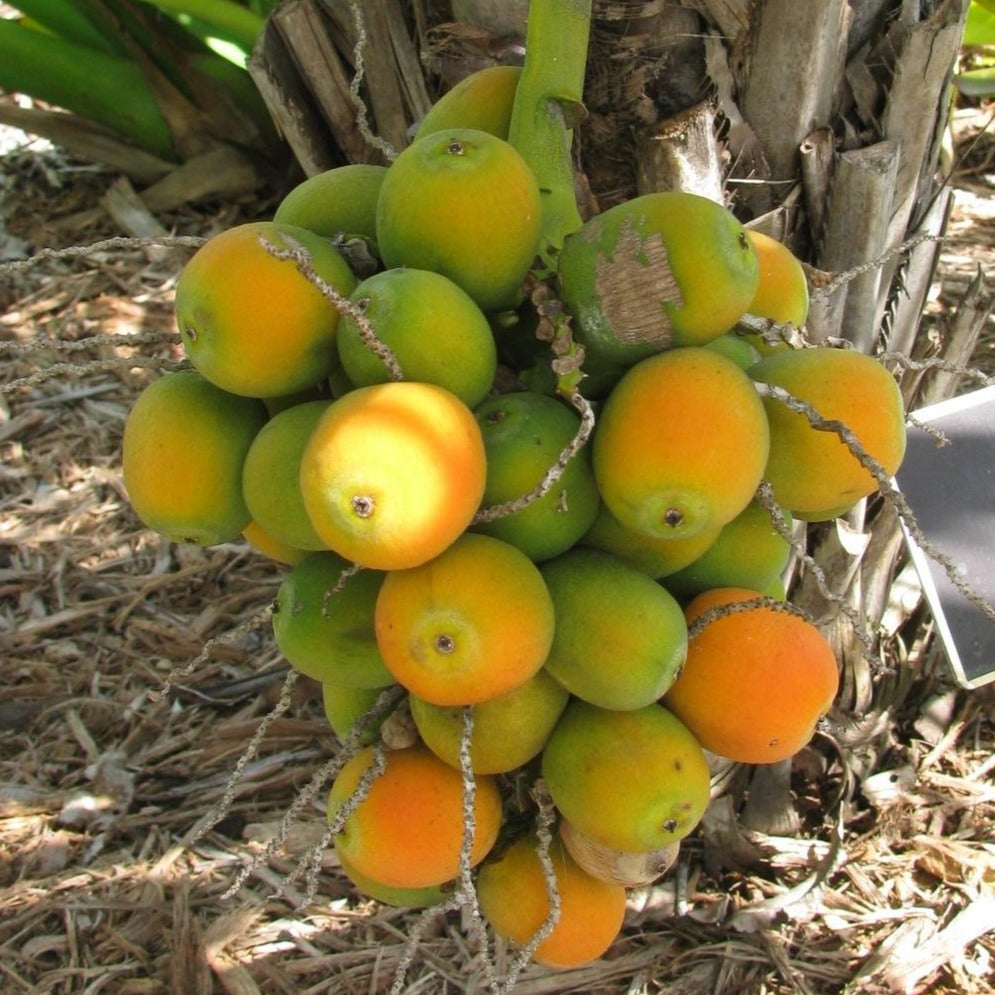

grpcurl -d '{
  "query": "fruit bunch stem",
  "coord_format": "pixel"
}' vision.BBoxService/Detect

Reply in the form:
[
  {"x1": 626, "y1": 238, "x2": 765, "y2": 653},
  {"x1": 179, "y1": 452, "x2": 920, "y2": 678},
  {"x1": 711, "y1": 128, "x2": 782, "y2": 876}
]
[{"x1": 507, "y1": 0, "x2": 592, "y2": 272}]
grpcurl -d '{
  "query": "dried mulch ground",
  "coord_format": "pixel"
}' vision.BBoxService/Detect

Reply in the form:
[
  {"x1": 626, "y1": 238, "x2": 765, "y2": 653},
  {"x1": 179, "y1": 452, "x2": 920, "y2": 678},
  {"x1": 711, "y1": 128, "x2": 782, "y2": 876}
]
[{"x1": 1, "y1": 110, "x2": 994, "y2": 995}]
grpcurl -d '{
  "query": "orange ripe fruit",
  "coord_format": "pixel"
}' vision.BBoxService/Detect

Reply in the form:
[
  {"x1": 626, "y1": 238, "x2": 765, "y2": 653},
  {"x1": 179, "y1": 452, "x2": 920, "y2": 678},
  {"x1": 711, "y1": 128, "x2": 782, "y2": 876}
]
[
  {"x1": 749, "y1": 346, "x2": 907, "y2": 517},
  {"x1": 476, "y1": 833, "x2": 627, "y2": 970},
  {"x1": 663, "y1": 586, "x2": 840, "y2": 764},
  {"x1": 174, "y1": 221, "x2": 357, "y2": 398},
  {"x1": 299, "y1": 381, "x2": 487, "y2": 570},
  {"x1": 745, "y1": 230, "x2": 809, "y2": 327},
  {"x1": 375, "y1": 128, "x2": 541, "y2": 312},
  {"x1": 327, "y1": 743, "x2": 502, "y2": 889},
  {"x1": 122, "y1": 370, "x2": 267, "y2": 546},
  {"x1": 374, "y1": 533, "x2": 556, "y2": 706},
  {"x1": 592, "y1": 347, "x2": 770, "y2": 540}
]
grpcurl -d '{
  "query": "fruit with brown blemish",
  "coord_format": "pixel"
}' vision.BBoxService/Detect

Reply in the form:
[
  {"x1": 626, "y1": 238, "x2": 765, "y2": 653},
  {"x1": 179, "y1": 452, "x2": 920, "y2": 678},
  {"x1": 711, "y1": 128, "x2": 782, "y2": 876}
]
[{"x1": 557, "y1": 190, "x2": 760, "y2": 372}]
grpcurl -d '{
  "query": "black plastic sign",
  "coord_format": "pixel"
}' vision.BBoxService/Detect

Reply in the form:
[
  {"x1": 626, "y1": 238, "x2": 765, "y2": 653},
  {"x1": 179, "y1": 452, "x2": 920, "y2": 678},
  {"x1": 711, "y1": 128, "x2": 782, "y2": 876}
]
[{"x1": 894, "y1": 384, "x2": 995, "y2": 689}]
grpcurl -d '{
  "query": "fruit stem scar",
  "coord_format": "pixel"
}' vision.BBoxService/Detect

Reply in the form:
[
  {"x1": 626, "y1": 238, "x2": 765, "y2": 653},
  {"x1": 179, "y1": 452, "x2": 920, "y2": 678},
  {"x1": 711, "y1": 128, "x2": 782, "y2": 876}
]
[
  {"x1": 351, "y1": 495, "x2": 375, "y2": 518},
  {"x1": 447, "y1": 141, "x2": 465, "y2": 156},
  {"x1": 664, "y1": 508, "x2": 683, "y2": 527},
  {"x1": 435, "y1": 634, "x2": 456, "y2": 654}
]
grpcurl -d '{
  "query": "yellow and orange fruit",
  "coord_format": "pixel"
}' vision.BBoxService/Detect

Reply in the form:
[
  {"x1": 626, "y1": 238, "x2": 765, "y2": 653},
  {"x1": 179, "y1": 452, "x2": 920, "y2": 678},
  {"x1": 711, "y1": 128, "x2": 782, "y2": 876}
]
[
  {"x1": 122, "y1": 370, "x2": 267, "y2": 546},
  {"x1": 476, "y1": 833, "x2": 628, "y2": 970},
  {"x1": 328, "y1": 743, "x2": 502, "y2": 889},
  {"x1": 374, "y1": 532, "x2": 556, "y2": 707},
  {"x1": 375, "y1": 128, "x2": 542, "y2": 312},
  {"x1": 592, "y1": 346, "x2": 770, "y2": 541},
  {"x1": 299, "y1": 381, "x2": 487, "y2": 570},
  {"x1": 174, "y1": 221, "x2": 357, "y2": 398}
]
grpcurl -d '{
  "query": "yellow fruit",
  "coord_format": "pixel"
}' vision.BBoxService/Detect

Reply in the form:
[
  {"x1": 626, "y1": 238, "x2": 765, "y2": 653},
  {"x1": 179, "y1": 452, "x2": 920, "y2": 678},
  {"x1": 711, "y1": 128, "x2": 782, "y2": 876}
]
[
  {"x1": 750, "y1": 346, "x2": 907, "y2": 515},
  {"x1": 541, "y1": 699, "x2": 710, "y2": 853},
  {"x1": 745, "y1": 229, "x2": 809, "y2": 327},
  {"x1": 299, "y1": 381, "x2": 487, "y2": 570},
  {"x1": 592, "y1": 347, "x2": 770, "y2": 540},
  {"x1": 375, "y1": 128, "x2": 542, "y2": 312},
  {"x1": 408, "y1": 668, "x2": 569, "y2": 774},
  {"x1": 415, "y1": 65, "x2": 522, "y2": 141},
  {"x1": 241, "y1": 399, "x2": 331, "y2": 552},
  {"x1": 122, "y1": 370, "x2": 267, "y2": 545},
  {"x1": 174, "y1": 221, "x2": 357, "y2": 398},
  {"x1": 337, "y1": 268, "x2": 497, "y2": 409},
  {"x1": 472, "y1": 391, "x2": 601, "y2": 562},
  {"x1": 374, "y1": 532, "x2": 555, "y2": 707},
  {"x1": 540, "y1": 547, "x2": 687, "y2": 710},
  {"x1": 557, "y1": 191, "x2": 760, "y2": 369},
  {"x1": 476, "y1": 833, "x2": 627, "y2": 970},
  {"x1": 273, "y1": 551, "x2": 394, "y2": 688}
]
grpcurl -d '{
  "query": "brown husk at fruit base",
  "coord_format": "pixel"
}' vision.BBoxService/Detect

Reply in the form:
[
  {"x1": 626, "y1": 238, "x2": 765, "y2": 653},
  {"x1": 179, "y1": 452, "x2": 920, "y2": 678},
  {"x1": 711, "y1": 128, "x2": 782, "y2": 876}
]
[{"x1": 3, "y1": 32, "x2": 995, "y2": 995}]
